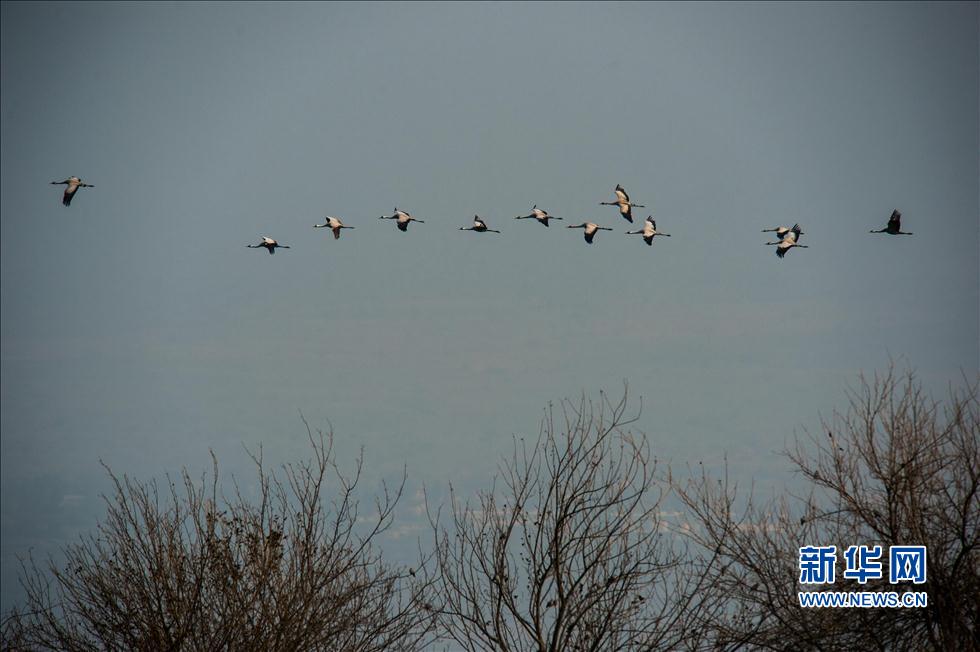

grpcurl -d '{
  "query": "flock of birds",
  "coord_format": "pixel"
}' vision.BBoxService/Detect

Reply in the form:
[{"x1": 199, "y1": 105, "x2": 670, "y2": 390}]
[{"x1": 50, "y1": 178, "x2": 913, "y2": 257}]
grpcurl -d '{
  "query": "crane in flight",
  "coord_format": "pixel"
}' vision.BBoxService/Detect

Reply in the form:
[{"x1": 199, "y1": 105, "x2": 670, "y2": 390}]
[
  {"x1": 766, "y1": 224, "x2": 807, "y2": 258},
  {"x1": 762, "y1": 224, "x2": 805, "y2": 240},
  {"x1": 567, "y1": 222, "x2": 613, "y2": 244},
  {"x1": 314, "y1": 216, "x2": 355, "y2": 239},
  {"x1": 600, "y1": 184, "x2": 644, "y2": 223},
  {"x1": 51, "y1": 176, "x2": 94, "y2": 206},
  {"x1": 870, "y1": 210, "x2": 912, "y2": 235},
  {"x1": 515, "y1": 206, "x2": 562, "y2": 227},
  {"x1": 379, "y1": 208, "x2": 424, "y2": 232},
  {"x1": 459, "y1": 215, "x2": 500, "y2": 233},
  {"x1": 626, "y1": 216, "x2": 671, "y2": 246},
  {"x1": 247, "y1": 236, "x2": 290, "y2": 254}
]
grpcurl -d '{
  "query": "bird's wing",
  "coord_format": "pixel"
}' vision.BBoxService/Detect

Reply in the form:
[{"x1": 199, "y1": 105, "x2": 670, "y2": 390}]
[{"x1": 888, "y1": 210, "x2": 901, "y2": 229}]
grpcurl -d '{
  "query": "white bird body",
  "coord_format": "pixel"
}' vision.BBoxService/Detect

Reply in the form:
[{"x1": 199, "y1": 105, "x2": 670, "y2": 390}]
[
  {"x1": 380, "y1": 208, "x2": 424, "y2": 232},
  {"x1": 460, "y1": 215, "x2": 500, "y2": 233},
  {"x1": 600, "y1": 184, "x2": 644, "y2": 223},
  {"x1": 247, "y1": 236, "x2": 290, "y2": 254},
  {"x1": 871, "y1": 210, "x2": 912, "y2": 235},
  {"x1": 314, "y1": 216, "x2": 354, "y2": 240},
  {"x1": 762, "y1": 224, "x2": 804, "y2": 241},
  {"x1": 567, "y1": 222, "x2": 612, "y2": 244},
  {"x1": 515, "y1": 205, "x2": 562, "y2": 227},
  {"x1": 51, "y1": 176, "x2": 93, "y2": 206},
  {"x1": 626, "y1": 215, "x2": 671, "y2": 246},
  {"x1": 766, "y1": 224, "x2": 807, "y2": 258}
]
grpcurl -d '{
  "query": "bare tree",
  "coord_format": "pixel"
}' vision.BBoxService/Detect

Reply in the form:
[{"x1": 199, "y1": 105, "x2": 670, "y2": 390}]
[
  {"x1": 2, "y1": 425, "x2": 437, "y2": 651},
  {"x1": 428, "y1": 388, "x2": 719, "y2": 651},
  {"x1": 673, "y1": 367, "x2": 980, "y2": 651}
]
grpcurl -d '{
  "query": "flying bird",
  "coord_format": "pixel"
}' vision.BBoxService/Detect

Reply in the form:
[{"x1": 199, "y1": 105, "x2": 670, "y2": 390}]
[
  {"x1": 379, "y1": 208, "x2": 424, "y2": 232},
  {"x1": 762, "y1": 224, "x2": 805, "y2": 241},
  {"x1": 766, "y1": 224, "x2": 807, "y2": 258},
  {"x1": 515, "y1": 205, "x2": 562, "y2": 227},
  {"x1": 246, "y1": 236, "x2": 290, "y2": 254},
  {"x1": 567, "y1": 222, "x2": 612, "y2": 244},
  {"x1": 626, "y1": 215, "x2": 671, "y2": 246},
  {"x1": 459, "y1": 215, "x2": 500, "y2": 233},
  {"x1": 314, "y1": 216, "x2": 354, "y2": 240},
  {"x1": 51, "y1": 176, "x2": 93, "y2": 206},
  {"x1": 600, "y1": 184, "x2": 644, "y2": 223},
  {"x1": 870, "y1": 210, "x2": 912, "y2": 235}
]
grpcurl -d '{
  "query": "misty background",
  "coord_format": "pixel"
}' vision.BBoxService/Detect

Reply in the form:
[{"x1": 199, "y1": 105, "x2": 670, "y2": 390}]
[{"x1": 2, "y1": 1, "x2": 977, "y2": 611}]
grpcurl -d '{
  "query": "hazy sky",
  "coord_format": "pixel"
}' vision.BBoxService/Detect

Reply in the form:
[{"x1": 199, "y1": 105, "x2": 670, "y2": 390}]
[{"x1": 1, "y1": 2, "x2": 977, "y2": 611}]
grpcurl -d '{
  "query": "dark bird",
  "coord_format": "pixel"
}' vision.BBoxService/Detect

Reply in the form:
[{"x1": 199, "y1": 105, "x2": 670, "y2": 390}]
[
  {"x1": 600, "y1": 184, "x2": 644, "y2": 223},
  {"x1": 246, "y1": 236, "x2": 290, "y2": 254},
  {"x1": 460, "y1": 215, "x2": 500, "y2": 233},
  {"x1": 870, "y1": 210, "x2": 912, "y2": 235},
  {"x1": 51, "y1": 176, "x2": 93, "y2": 206}
]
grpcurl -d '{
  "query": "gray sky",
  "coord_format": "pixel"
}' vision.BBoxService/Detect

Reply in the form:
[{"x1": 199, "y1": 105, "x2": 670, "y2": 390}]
[{"x1": 1, "y1": 1, "x2": 977, "y2": 611}]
